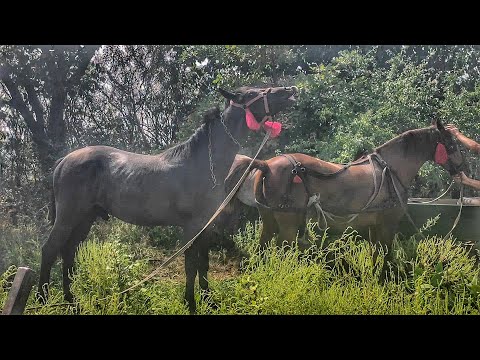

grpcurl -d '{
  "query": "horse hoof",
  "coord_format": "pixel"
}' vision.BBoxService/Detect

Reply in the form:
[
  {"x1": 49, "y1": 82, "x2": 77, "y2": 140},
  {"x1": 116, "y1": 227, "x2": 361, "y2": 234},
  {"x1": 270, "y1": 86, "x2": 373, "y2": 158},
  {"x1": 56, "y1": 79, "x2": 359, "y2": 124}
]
[
  {"x1": 201, "y1": 291, "x2": 219, "y2": 311},
  {"x1": 35, "y1": 291, "x2": 47, "y2": 305}
]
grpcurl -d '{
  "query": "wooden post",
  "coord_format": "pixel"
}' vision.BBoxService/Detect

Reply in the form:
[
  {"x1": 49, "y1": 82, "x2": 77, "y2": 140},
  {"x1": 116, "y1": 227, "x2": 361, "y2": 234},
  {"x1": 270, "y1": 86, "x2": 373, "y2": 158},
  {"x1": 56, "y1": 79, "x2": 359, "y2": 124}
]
[{"x1": 2, "y1": 267, "x2": 34, "y2": 315}]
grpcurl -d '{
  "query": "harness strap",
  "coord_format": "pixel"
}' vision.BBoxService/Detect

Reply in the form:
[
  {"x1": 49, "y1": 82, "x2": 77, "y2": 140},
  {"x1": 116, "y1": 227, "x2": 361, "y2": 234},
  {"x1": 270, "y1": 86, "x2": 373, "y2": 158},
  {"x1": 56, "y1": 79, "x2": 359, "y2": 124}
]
[
  {"x1": 444, "y1": 184, "x2": 464, "y2": 239},
  {"x1": 388, "y1": 166, "x2": 425, "y2": 239}
]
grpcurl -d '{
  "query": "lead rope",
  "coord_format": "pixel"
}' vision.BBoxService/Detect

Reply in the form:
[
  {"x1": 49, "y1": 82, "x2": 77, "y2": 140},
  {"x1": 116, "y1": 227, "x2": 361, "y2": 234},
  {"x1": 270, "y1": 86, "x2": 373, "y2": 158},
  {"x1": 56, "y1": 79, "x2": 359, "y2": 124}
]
[
  {"x1": 410, "y1": 180, "x2": 455, "y2": 204},
  {"x1": 389, "y1": 168, "x2": 425, "y2": 239},
  {"x1": 391, "y1": 172, "x2": 463, "y2": 240},
  {"x1": 105, "y1": 130, "x2": 273, "y2": 298},
  {"x1": 444, "y1": 183, "x2": 464, "y2": 240}
]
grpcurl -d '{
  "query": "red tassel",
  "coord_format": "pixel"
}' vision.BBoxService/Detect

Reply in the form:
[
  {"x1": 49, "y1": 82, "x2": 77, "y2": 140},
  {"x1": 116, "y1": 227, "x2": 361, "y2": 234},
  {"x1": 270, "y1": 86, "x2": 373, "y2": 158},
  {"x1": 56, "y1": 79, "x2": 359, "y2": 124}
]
[
  {"x1": 263, "y1": 121, "x2": 282, "y2": 138},
  {"x1": 245, "y1": 108, "x2": 261, "y2": 131},
  {"x1": 435, "y1": 143, "x2": 448, "y2": 165}
]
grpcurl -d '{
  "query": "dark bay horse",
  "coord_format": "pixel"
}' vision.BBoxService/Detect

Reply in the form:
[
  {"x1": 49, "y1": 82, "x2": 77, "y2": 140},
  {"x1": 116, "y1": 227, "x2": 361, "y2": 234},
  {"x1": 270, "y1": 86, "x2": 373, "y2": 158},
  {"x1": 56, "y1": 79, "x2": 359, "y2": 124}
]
[
  {"x1": 226, "y1": 120, "x2": 465, "y2": 250},
  {"x1": 38, "y1": 85, "x2": 297, "y2": 313}
]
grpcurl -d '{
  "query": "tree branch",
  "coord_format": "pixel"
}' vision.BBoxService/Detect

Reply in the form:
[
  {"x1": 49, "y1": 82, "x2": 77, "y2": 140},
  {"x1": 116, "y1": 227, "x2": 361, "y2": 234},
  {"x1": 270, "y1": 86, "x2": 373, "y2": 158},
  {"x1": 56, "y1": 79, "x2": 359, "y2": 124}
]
[
  {"x1": 1, "y1": 70, "x2": 50, "y2": 150},
  {"x1": 66, "y1": 45, "x2": 100, "y2": 91},
  {"x1": 24, "y1": 83, "x2": 45, "y2": 127}
]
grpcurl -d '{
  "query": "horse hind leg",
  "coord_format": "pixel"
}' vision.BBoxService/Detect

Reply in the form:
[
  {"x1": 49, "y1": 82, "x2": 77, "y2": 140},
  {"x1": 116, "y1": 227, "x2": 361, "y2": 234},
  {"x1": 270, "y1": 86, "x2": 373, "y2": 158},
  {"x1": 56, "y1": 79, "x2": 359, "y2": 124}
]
[
  {"x1": 258, "y1": 208, "x2": 278, "y2": 249},
  {"x1": 61, "y1": 213, "x2": 96, "y2": 303},
  {"x1": 275, "y1": 212, "x2": 304, "y2": 248},
  {"x1": 38, "y1": 222, "x2": 73, "y2": 303}
]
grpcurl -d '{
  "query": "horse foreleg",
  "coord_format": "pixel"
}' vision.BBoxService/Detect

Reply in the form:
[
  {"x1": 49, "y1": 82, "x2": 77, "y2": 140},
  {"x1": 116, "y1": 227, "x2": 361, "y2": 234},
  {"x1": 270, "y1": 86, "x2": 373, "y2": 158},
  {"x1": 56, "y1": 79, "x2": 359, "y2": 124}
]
[
  {"x1": 197, "y1": 239, "x2": 210, "y2": 292},
  {"x1": 184, "y1": 243, "x2": 198, "y2": 314},
  {"x1": 198, "y1": 238, "x2": 219, "y2": 310},
  {"x1": 276, "y1": 212, "x2": 304, "y2": 248}
]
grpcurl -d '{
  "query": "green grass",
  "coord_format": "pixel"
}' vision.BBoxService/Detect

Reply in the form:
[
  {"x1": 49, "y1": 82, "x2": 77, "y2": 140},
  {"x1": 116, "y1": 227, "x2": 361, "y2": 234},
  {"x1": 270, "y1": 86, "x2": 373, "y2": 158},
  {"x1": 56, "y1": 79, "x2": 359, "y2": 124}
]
[{"x1": 1, "y1": 218, "x2": 479, "y2": 315}]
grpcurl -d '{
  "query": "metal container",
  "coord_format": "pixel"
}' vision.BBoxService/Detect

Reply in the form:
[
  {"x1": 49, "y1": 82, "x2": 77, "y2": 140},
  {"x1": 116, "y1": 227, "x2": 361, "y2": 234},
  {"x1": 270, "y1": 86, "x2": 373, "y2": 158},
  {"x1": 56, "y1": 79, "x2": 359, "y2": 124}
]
[{"x1": 399, "y1": 198, "x2": 480, "y2": 242}]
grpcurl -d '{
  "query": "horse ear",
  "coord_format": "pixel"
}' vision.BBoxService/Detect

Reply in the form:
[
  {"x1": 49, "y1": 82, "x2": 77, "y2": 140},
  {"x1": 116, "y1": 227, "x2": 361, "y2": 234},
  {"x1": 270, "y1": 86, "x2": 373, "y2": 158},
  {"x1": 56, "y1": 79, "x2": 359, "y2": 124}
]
[{"x1": 218, "y1": 88, "x2": 236, "y2": 100}]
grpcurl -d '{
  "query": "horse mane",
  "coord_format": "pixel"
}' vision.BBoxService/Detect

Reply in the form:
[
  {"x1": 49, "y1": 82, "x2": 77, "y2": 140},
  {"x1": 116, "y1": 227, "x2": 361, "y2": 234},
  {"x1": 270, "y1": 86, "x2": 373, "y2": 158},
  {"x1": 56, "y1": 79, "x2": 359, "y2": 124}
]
[
  {"x1": 161, "y1": 107, "x2": 221, "y2": 161},
  {"x1": 374, "y1": 125, "x2": 437, "y2": 157}
]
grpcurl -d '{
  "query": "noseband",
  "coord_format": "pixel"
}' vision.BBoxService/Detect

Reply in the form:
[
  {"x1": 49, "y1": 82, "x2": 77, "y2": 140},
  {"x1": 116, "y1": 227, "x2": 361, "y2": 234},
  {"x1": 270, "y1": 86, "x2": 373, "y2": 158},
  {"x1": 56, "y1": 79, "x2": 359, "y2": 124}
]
[{"x1": 229, "y1": 87, "x2": 274, "y2": 127}]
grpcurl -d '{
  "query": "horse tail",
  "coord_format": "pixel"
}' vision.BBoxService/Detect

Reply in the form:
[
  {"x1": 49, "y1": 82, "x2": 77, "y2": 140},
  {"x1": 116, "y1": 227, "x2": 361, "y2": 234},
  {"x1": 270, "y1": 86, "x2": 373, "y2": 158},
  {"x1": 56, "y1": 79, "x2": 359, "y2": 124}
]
[
  {"x1": 49, "y1": 156, "x2": 65, "y2": 226},
  {"x1": 253, "y1": 161, "x2": 270, "y2": 207},
  {"x1": 225, "y1": 156, "x2": 269, "y2": 195}
]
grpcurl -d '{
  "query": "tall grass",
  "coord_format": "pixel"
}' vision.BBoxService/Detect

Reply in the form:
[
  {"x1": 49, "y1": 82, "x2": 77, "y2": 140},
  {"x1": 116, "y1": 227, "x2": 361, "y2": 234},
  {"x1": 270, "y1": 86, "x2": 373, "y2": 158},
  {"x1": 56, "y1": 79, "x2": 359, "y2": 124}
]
[{"x1": 1, "y1": 219, "x2": 479, "y2": 315}]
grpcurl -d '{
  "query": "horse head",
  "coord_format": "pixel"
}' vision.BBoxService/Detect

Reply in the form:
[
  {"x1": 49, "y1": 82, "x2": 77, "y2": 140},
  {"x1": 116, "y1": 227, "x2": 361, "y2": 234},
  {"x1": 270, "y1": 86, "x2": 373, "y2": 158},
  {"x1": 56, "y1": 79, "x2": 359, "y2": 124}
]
[
  {"x1": 433, "y1": 119, "x2": 466, "y2": 175},
  {"x1": 218, "y1": 85, "x2": 297, "y2": 139}
]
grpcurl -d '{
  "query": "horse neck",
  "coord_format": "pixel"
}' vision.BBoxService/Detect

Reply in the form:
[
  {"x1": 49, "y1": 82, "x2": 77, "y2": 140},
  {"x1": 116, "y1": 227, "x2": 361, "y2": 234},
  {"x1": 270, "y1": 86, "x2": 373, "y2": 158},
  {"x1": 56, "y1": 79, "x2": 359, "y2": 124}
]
[
  {"x1": 193, "y1": 109, "x2": 243, "y2": 182},
  {"x1": 376, "y1": 130, "x2": 434, "y2": 188}
]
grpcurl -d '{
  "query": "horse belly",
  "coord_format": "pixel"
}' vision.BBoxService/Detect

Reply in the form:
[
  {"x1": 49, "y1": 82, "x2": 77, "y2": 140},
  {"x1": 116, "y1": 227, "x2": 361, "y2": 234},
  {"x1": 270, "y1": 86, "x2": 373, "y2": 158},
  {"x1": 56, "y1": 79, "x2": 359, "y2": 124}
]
[
  {"x1": 327, "y1": 212, "x2": 378, "y2": 233},
  {"x1": 107, "y1": 188, "x2": 185, "y2": 226}
]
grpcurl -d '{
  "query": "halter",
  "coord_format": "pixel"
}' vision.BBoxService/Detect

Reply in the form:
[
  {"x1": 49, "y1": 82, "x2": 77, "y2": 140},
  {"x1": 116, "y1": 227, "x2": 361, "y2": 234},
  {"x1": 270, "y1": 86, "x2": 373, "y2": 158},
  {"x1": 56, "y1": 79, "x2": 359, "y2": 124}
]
[
  {"x1": 434, "y1": 135, "x2": 465, "y2": 175},
  {"x1": 230, "y1": 87, "x2": 273, "y2": 126},
  {"x1": 229, "y1": 88, "x2": 283, "y2": 138}
]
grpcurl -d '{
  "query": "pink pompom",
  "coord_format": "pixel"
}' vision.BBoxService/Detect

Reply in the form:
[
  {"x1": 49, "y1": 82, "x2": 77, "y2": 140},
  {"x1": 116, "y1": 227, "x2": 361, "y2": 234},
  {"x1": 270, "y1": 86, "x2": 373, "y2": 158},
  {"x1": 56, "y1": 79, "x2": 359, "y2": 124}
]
[
  {"x1": 263, "y1": 121, "x2": 282, "y2": 138},
  {"x1": 245, "y1": 108, "x2": 261, "y2": 131},
  {"x1": 435, "y1": 143, "x2": 448, "y2": 165}
]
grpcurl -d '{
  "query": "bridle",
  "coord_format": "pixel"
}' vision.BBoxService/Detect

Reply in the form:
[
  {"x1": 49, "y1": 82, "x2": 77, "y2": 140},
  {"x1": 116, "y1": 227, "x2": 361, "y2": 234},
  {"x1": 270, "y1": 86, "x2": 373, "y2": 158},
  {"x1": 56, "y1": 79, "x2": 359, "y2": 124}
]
[
  {"x1": 229, "y1": 87, "x2": 274, "y2": 128},
  {"x1": 435, "y1": 132, "x2": 466, "y2": 176}
]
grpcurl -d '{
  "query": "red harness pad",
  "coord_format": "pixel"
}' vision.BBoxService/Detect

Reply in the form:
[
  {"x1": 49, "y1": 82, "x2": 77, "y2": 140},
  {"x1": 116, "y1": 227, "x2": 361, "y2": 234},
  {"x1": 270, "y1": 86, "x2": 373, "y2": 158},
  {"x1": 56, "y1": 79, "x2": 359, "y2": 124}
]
[{"x1": 435, "y1": 143, "x2": 448, "y2": 165}]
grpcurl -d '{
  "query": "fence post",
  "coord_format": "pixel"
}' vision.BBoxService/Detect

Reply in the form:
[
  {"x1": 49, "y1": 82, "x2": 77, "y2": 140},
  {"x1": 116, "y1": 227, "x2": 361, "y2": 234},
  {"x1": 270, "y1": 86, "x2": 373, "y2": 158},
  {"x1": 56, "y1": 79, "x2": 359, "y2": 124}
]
[{"x1": 2, "y1": 267, "x2": 34, "y2": 315}]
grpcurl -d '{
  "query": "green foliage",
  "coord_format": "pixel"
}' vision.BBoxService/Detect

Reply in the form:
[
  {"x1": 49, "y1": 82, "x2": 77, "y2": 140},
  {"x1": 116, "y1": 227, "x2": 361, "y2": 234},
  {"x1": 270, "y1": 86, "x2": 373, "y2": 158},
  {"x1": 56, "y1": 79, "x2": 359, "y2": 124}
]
[
  {"x1": 284, "y1": 48, "x2": 480, "y2": 197},
  {"x1": 0, "y1": 265, "x2": 17, "y2": 308},
  {"x1": 203, "y1": 222, "x2": 480, "y2": 315},
  {"x1": 0, "y1": 221, "x2": 46, "y2": 276}
]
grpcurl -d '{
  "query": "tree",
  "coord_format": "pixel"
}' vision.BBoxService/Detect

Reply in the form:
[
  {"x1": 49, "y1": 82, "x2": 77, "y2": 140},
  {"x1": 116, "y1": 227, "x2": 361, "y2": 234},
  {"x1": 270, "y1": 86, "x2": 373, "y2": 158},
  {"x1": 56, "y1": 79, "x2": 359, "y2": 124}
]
[{"x1": 0, "y1": 45, "x2": 99, "y2": 176}]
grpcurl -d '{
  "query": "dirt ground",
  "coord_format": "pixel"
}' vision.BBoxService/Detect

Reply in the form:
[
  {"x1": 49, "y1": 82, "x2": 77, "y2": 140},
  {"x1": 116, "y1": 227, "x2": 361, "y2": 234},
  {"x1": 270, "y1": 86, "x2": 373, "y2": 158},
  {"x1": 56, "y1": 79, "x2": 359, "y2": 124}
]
[{"x1": 142, "y1": 248, "x2": 244, "y2": 284}]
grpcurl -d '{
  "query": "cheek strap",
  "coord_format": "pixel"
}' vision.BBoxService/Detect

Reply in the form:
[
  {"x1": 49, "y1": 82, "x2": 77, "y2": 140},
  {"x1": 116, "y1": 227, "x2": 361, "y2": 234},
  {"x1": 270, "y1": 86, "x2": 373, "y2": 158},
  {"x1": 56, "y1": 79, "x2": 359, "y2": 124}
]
[{"x1": 435, "y1": 143, "x2": 448, "y2": 165}]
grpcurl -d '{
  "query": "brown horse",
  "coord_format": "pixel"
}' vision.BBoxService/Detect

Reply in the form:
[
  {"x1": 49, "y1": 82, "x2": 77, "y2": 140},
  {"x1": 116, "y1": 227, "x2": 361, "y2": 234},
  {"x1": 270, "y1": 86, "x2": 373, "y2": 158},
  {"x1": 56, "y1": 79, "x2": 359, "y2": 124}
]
[
  {"x1": 226, "y1": 120, "x2": 466, "y2": 250},
  {"x1": 38, "y1": 85, "x2": 297, "y2": 313}
]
